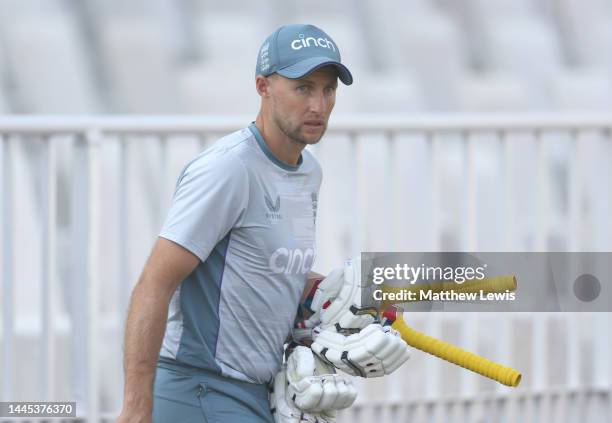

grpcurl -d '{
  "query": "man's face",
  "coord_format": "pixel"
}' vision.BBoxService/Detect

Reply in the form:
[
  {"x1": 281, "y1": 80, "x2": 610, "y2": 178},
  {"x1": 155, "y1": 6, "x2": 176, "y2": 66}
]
[{"x1": 266, "y1": 67, "x2": 338, "y2": 145}]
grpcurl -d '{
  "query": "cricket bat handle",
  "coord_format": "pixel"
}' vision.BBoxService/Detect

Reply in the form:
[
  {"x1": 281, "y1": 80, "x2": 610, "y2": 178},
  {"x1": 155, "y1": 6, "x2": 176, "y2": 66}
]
[{"x1": 391, "y1": 313, "x2": 522, "y2": 387}]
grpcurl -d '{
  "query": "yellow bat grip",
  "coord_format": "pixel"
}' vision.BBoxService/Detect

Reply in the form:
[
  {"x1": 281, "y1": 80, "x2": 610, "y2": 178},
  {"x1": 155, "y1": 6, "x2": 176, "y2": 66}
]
[
  {"x1": 452, "y1": 275, "x2": 517, "y2": 293},
  {"x1": 392, "y1": 314, "x2": 522, "y2": 387}
]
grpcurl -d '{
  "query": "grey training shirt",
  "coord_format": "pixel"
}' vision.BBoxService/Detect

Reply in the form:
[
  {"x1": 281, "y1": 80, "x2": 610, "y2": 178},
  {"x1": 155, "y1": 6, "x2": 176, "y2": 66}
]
[{"x1": 159, "y1": 123, "x2": 322, "y2": 384}]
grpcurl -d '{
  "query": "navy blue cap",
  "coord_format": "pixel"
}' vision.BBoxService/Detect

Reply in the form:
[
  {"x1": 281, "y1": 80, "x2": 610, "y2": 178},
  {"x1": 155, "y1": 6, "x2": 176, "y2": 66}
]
[{"x1": 256, "y1": 24, "x2": 353, "y2": 85}]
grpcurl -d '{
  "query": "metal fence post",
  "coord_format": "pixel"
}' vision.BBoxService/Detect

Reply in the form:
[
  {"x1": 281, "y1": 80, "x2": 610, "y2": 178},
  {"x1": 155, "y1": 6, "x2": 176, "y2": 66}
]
[
  {"x1": 41, "y1": 135, "x2": 58, "y2": 401},
  {"x1": 1, "y1": 134, "x2": 15, "y2": 402},
  {"x1": 70, "y1": 129, "x2": 101, "y2": 422},
  {"x1": 86, "y1": 128, "x2": 102, "y2": 423},
  {"x1": 71, "y1": 133, "x2": 89, "y2": 420}
]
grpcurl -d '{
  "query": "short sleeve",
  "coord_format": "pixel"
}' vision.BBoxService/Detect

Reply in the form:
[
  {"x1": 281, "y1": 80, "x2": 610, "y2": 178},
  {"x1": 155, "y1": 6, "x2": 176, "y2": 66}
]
[{"x1": 159, "y1": 152, "x2": 249, "y2": 261}]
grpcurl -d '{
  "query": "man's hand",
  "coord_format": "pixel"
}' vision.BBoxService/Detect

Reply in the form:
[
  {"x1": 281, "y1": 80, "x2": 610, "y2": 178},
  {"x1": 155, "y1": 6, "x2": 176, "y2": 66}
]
[
  {"x1": 116, "y1": 408, "x2": 152, "y2": 423},
  {"x1": 270, "y1": 346, "x2": 357, "y2": 423},
  {"x1": 311, "y1": 323, "x2": 410, "y2": 378},
  {"x1": 309, "y1": 258, "x2": 377, "y2": 332}
]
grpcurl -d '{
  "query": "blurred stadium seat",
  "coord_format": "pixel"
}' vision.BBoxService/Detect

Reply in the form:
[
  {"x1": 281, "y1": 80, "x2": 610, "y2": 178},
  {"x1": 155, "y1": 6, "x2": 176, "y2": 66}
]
[
  {"x1": 360, "y1": 0, "x2": 467, "y2": 110},
  {"x1": 333, "y1": 70, "x2": 424, "y2": 114},
  {"x1": 1, "y1": 13, "x2": 98, "y2": 113},
  {"x1": 552, "y1": 0, "x2": 612, "y2": 67},
  {"x1": 458, "y1": 71, "x2": 530, "y2": 111},
  {"x1": 548, "y1": 68, "x2": 612, "y2": 110},
  {"x1": 195, "y1": 13, "x2": 266, "y2": 68},
  {"x1": 178, "y1": 64, "x2": 259, "y2": 114},
  {"x1": 100, "y1": 18, "x2": 180, "y2": 113}
]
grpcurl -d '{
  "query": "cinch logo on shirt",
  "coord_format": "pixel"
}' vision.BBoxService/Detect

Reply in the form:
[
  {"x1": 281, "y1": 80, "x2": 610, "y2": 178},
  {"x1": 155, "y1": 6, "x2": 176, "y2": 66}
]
[
  {"x1": 269, "y1": 247, "x2": 315, "y2": 274},
  {"x1": 291, "y1": 34, "x2": 336, "y2": 52},
  {"x1": 265, "y1": 194, "x2": 282, "y2": 222}
]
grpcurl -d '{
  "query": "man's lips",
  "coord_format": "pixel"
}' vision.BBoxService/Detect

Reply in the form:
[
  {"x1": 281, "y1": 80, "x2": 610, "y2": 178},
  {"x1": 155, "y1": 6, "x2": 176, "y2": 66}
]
[{"x1": 304, "y1": 120, "x2": 324, "y2": 128}]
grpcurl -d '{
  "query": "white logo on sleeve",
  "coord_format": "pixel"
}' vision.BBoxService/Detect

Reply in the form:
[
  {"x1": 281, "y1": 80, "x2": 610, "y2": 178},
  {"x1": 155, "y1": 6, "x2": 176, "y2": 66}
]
[
  {"x1": 291, "y1": 34, "x2": 336, "y2": 52},
  {"x1": 269, "y1": 247, "x2": 315, "y2": 274}
]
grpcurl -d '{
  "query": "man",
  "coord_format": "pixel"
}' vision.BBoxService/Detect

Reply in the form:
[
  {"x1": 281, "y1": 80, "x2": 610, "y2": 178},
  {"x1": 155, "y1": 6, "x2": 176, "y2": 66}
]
[
  {"x1": 118, "y1": 25, "x2": 408, "y2": 423},
  {"x1": 117, "y1": 23, "x2": 351, "y2": 423}
]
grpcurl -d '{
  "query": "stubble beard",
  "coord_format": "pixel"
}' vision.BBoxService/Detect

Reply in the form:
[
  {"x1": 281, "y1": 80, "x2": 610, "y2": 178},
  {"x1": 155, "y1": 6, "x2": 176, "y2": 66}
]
[{"x1": 273, "y1": 112, "x2": 326, "y2": 146}]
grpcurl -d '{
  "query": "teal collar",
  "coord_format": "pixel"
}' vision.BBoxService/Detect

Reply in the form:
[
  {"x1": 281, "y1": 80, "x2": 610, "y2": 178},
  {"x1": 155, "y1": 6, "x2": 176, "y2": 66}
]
[{"x1": 248, "y1": 122, "x2": 303, "y2": 172}]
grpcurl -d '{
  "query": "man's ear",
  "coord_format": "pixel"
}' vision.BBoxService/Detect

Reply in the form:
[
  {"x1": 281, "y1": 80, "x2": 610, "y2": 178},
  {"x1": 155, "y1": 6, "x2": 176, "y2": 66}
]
[{"x1": 256, "y1": 75, "x2": 271, "y2": 98}]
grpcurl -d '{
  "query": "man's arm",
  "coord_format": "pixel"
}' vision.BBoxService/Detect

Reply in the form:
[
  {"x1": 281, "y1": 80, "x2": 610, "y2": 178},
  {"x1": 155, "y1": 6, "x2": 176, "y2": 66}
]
[{"x1": 117, "y1": 237, "x2": 199, "y2": 423}]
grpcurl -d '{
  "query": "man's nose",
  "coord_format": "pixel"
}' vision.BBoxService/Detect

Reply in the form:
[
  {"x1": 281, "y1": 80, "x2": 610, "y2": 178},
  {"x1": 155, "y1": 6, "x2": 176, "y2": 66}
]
[{"x1": 309, "y1": 91, "x2": 328, "y2": 113}]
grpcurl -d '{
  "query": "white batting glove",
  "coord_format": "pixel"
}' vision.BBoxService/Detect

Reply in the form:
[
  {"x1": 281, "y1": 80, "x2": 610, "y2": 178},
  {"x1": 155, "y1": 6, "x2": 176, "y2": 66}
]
[
  {"x1": 311, "y1": 323, "x2": 410, "y2": 378},
  {"x1": 307, "y1": 258, "x2": 377, "y2": 333},
  {"x1": 270, "y1": 346, "x2": 357, "y2": 423}
]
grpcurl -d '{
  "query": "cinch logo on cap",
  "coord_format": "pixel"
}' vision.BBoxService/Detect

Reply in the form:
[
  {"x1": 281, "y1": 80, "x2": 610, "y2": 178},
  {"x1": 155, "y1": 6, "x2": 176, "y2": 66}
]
[
  {"x1": 255, "y1": 23, "x2": 354, "y2": 85},
  {"x1": 290, "y1": 34, "x2": 336, "y2": 52}
]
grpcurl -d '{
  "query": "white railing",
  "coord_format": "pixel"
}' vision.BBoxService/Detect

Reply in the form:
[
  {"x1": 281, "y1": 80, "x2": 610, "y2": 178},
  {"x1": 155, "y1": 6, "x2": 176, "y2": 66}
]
[{"x1": 1, "y1": 114, "x2": 611, "y2": 422}]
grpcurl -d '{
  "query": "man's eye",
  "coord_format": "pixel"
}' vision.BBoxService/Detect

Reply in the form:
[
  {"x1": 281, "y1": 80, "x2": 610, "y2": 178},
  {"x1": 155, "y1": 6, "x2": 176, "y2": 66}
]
[
  {"x1": 297, "y1": 85, "x2": 309, "y2": 92},
  {"x1": 325, "y1": 86, "x2": 337, "y2": 95}
]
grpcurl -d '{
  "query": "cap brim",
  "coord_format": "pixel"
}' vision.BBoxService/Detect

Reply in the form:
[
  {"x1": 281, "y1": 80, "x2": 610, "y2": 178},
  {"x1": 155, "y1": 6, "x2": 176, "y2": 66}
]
[{"x1": 277, "y1": 56, "x2": 353, "y2": 85}]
